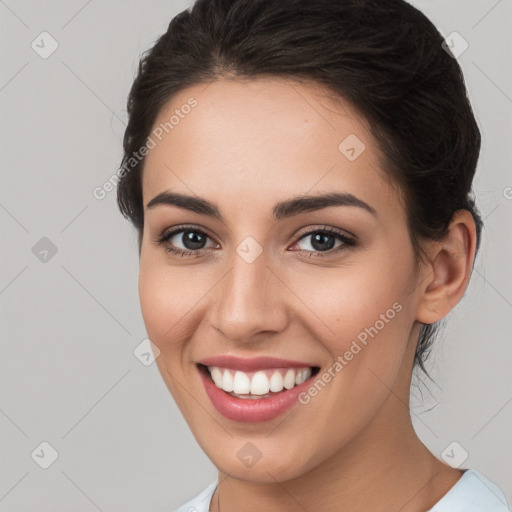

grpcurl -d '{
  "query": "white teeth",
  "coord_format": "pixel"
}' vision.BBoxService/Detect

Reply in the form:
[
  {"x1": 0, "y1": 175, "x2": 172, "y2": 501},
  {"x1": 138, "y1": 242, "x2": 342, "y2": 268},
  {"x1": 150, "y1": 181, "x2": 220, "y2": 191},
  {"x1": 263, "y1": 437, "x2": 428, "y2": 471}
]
[
  {"x1": 251, "y1": 371, "x2": 270, "y2": 395},
  {"x1": 283, "y1": 369, "x2": 296, "y2": 389},
  {"x1": 269, "y1": 370, "x2": 284, "y2": 392},
  {"x1": 206, "y1": 365, "x2": 314, "y2": 396},
  {"x1": 209, "y1": 366, "x2": 223, "y2": 387},
  {"x1": 222, "y1": 368, "x2": 234, "y2": 392},
  {"x1": 233, "y1": 371, "x2": 251, "y2": 394},
  {"x1": 295, "y1": 368, "x2": 311, "y2": 385}
]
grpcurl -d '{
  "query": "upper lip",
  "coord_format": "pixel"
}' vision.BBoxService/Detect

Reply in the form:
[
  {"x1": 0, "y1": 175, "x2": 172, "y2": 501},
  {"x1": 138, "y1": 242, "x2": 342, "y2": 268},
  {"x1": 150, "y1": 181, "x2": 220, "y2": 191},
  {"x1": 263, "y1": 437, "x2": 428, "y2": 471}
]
[{"x1": 198, "y1": 355, "x2": 317, "y2": 372}]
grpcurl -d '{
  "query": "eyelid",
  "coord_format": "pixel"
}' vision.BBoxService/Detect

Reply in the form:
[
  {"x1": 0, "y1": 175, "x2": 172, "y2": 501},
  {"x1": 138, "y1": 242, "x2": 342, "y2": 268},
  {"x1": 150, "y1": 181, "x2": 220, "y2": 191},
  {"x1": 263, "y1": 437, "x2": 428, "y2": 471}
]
[
  {"x1": 156, "y1": 223, "x2": 217, "y2": 243},
  {"x1": 294, "y1": 224, "x2": 356, "y2": 241},
  {"x1": 154, "y1": 223, "x2": 356, "y2": 257},
  {"x1": 156, "y1": 223, "x2": 354, "y2": 242}
]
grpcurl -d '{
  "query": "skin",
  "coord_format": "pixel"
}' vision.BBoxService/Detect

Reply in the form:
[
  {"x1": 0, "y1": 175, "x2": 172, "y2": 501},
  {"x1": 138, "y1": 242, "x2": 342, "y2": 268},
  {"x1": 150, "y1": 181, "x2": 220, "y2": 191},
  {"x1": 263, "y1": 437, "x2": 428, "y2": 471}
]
[{"x1": 138, "y1": 77, "x2": 477, "y2": 512}]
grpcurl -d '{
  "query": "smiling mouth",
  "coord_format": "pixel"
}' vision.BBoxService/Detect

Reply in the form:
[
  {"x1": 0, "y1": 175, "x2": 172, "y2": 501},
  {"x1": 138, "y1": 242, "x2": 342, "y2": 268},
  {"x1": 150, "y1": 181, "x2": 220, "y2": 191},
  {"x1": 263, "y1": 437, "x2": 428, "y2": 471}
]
[{"x1": 197, "y1": 363, "x2": 320, "y2": 399}]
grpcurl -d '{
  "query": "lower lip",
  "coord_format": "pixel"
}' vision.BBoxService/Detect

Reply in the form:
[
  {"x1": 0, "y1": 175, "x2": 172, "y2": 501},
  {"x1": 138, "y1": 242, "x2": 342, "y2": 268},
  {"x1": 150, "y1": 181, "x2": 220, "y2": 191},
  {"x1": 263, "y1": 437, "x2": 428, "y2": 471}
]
[{"x1": 198, "y1": 365, "x2": 316, "y2": 423}]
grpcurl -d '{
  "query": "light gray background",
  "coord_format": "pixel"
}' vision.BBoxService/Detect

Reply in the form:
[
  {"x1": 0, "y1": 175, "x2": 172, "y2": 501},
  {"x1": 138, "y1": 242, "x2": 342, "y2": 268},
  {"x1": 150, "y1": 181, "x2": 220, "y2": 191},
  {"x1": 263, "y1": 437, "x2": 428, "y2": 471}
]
[{"x1": 1, "y1": 1, "x2": 511, "y2": 510}]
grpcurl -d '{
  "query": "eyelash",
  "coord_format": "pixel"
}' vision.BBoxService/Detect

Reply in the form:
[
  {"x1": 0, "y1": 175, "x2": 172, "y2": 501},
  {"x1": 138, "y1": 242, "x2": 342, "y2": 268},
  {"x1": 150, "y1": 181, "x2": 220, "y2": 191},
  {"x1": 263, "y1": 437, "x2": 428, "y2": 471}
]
[{"x1": 154, "y1": 224, "x2": 356, "y2": 259}]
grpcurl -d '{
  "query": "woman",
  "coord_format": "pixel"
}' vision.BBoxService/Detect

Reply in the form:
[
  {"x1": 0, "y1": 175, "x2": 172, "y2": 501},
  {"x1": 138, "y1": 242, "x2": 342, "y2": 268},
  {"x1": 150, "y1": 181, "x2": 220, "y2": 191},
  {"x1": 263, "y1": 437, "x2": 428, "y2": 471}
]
[{"x1": 116, "y1": 0, "x2": 510, "y2": 510}]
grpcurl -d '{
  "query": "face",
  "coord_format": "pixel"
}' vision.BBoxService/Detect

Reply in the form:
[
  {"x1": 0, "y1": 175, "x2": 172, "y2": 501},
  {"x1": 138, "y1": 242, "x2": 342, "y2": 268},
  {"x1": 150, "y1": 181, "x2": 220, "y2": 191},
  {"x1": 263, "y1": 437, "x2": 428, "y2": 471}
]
[{"x1": 138, "y1": 77, "x2": 426, "y2": 482}]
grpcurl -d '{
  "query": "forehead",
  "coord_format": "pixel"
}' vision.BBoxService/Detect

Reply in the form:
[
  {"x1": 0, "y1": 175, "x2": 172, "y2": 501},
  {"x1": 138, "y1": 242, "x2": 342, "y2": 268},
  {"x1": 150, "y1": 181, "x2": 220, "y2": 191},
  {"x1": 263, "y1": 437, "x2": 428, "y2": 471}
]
[{"x1": 141, "y1": 77, "x2": 401, "y2": 220}]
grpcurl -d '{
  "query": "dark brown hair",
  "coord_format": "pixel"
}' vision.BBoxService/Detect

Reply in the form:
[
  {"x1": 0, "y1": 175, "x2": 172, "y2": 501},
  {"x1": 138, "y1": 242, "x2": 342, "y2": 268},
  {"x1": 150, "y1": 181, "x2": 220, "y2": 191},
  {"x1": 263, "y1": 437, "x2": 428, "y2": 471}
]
[{"x1": 117, "y1": 0, "x2": 483, "y2": 377}]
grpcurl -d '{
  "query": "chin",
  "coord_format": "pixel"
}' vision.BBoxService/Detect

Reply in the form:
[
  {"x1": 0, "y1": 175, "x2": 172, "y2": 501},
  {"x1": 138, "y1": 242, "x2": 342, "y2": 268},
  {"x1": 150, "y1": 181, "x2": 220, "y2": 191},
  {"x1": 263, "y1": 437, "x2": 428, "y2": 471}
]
[{"x1": 199, "y1": 437, "x2": 319, "y2": 484}]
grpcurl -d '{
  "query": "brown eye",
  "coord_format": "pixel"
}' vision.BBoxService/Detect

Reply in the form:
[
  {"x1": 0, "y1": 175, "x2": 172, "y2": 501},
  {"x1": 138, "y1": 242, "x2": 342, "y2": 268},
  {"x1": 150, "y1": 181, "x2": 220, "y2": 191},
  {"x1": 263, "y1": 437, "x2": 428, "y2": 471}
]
[
  {"x1": 155, "y1": 226, "x2": 218, "y2": 257},
  {"x1": 291, "y1": 227, "x2": 356, "y2": 257}
]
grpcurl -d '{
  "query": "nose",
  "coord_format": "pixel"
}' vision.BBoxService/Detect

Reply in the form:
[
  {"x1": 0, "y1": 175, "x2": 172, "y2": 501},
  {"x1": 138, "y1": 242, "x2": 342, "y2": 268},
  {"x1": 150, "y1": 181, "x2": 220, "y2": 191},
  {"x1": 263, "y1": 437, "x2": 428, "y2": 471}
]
[{"x1": 210, "y1": 249, "x2": 289, "y2": 344}]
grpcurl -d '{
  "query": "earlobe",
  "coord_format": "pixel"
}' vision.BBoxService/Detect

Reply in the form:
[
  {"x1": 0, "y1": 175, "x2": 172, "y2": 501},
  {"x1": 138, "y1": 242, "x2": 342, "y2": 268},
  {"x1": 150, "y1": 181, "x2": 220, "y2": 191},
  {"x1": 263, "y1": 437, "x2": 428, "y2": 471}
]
[{"x1": 416, "y1": 210, "x2": 477, "y2": 325}]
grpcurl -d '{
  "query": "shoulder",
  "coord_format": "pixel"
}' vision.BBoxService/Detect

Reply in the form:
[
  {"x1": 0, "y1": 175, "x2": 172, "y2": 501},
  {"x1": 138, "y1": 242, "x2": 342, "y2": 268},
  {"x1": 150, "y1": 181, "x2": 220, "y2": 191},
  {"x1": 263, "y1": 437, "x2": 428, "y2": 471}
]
[
  {"x1": 428, "y1": 469, "x2": 511, "y2": 511},
  {"x1": 174, "y1": 480, "x2": 218, "y2": 512}
]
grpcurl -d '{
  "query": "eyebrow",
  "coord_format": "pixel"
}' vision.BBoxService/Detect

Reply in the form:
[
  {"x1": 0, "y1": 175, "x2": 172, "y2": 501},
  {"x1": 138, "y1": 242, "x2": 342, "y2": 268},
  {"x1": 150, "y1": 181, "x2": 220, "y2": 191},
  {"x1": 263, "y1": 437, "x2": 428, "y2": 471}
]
[{"x1": 146, "y1": 191, "x2": 377, "y2": 220}]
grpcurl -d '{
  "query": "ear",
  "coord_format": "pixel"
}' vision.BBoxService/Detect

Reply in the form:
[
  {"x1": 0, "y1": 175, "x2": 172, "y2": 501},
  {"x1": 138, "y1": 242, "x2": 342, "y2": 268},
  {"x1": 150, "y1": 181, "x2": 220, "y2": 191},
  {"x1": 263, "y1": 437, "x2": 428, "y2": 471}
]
[{"x1": 416, "y1": 210, "x2": 478, "y2": 324}]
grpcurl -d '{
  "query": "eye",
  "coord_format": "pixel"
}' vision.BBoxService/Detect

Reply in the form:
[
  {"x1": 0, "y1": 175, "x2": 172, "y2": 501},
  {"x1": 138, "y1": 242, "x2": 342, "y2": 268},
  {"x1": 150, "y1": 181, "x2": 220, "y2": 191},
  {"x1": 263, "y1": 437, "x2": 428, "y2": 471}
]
[
  {"x1": 154, "y1": 224, "x2": 356, "y2": 259},
  {"x1": 154, "y1": 225, "x2": 218, "y2": 257},
  {"x1": 290, "y1": 226, "x2": 356, "y2": 257}
]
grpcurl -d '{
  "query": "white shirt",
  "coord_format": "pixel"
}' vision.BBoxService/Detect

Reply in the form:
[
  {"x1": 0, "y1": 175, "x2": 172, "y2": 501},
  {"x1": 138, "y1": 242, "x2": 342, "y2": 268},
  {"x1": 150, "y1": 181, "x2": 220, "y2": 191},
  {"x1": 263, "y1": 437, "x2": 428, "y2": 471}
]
[{"x1": 174, "y1": 469, "x2": 511, "y2": 512}]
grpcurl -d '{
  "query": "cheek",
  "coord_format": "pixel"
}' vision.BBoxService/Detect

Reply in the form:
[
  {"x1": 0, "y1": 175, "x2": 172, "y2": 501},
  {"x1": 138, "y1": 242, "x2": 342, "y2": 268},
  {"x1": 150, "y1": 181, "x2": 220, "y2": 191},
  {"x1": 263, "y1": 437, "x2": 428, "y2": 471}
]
[
  {"x1": 288, "y1": 261, "x2": 409, "y2": 351},
  {"x1": 138, "y1": 267, "x2": 169, "y2": 343},
  {"x1": 284, "y1": 254, "x2": 415, "y2": 426},
  {"x1": 138, "y1": 261, "x2": 198, "y2": 351},
  {"x1": 138, "y1": 261, "x2": 203, "y2": 415},
  {"x1": 288, "y1": 271, "x2": 412, "y2": 462}
]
